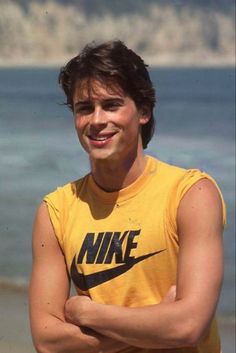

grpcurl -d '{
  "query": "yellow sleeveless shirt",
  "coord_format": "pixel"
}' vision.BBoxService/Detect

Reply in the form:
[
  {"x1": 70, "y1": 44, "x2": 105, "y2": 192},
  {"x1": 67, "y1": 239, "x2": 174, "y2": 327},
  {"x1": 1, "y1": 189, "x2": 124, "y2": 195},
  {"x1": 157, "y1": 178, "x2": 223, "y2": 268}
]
[{"x1": 44, "y1": 156, "x2": 226, "y2": 353}]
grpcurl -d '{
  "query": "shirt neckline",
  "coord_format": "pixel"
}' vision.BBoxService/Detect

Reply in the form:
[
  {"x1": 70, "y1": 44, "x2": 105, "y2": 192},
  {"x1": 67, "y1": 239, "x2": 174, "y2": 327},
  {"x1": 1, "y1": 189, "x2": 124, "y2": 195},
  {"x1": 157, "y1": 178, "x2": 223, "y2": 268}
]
[{"x1": 87, "y1": 155, "x2": 158, "y2": 204}]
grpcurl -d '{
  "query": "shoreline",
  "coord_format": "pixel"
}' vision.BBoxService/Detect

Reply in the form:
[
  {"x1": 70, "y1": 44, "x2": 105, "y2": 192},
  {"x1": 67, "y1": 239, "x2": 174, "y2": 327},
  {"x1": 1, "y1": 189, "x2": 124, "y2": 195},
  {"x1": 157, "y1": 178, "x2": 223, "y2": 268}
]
[
  {"x1": 0, "y1": 286, "x2": 235, "y2": 353},
  {"x1": 0, "y1": 54, "x2": 235, "y2": 69}
]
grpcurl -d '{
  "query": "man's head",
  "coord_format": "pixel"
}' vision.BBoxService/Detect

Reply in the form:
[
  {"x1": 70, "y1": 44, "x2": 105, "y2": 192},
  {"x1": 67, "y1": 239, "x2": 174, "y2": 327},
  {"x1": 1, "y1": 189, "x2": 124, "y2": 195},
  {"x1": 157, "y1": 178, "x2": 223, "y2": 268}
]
[{"x1": 59, "y1": 40, "x2": 156, "y2": 149}]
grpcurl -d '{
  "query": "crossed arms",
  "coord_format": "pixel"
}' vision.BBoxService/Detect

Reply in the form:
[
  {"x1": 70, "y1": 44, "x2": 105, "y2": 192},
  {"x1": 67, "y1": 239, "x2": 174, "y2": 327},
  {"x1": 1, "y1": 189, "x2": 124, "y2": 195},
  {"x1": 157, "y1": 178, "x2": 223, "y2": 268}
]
[{"x1": 29, "y1": 179, "x2": 224, "y2": 352}]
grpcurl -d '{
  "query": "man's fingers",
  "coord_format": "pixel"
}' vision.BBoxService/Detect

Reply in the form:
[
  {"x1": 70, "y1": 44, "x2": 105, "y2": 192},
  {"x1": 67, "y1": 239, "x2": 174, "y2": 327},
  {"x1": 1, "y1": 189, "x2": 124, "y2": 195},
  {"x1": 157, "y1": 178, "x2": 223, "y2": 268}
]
[{"x1": 161, "y1": 285, "x2": 176, "y2": 303}]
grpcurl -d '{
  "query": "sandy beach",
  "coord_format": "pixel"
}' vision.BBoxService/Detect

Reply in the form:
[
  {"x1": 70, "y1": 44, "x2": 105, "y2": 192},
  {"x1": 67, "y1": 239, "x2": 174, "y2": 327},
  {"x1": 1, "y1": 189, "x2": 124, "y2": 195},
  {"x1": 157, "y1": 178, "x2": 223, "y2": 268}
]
[
  {"x1": 0, "y1": 286, "x2": 34, "y2": 353},
  {"x1": 0, "y1": 286, "x2": 234, "y2": 353}
]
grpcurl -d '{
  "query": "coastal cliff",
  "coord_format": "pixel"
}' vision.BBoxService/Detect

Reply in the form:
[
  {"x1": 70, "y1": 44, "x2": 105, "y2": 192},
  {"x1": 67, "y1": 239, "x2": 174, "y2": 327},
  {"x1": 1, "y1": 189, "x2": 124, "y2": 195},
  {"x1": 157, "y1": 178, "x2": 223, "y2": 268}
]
[{"x1": 0, "y1": 0, "x2": 235, "y2": 66}]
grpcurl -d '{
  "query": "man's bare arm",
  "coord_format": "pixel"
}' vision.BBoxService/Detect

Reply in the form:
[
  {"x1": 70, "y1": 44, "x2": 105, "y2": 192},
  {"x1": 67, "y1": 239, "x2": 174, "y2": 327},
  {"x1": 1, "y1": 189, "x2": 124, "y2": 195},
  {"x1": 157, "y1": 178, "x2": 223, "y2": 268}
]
[
  {"x1": 29, "y1": 202, "x2": 130, "y2": 353},
  {"x1": 65, "y1": 179, "x2": 224, "y2": 349}
]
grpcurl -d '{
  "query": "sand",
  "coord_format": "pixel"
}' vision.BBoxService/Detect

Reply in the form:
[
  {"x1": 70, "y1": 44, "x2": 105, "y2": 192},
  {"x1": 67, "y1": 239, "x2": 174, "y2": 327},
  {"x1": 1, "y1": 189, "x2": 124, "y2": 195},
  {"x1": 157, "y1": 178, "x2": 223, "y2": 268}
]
[
  {"x1": 0, "y1": 286, "x2": 234, "y2": 353},
  {"x1": 0, "y1": 287, "x2": 34, "y2": 353}
]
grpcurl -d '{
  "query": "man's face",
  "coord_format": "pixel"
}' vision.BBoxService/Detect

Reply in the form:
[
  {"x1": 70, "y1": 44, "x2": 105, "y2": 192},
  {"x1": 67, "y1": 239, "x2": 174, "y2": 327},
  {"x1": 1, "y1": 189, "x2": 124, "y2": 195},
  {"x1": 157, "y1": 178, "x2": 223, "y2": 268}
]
[{"x1": 73, "y1": 80, "x2": 149, "y2": 163}]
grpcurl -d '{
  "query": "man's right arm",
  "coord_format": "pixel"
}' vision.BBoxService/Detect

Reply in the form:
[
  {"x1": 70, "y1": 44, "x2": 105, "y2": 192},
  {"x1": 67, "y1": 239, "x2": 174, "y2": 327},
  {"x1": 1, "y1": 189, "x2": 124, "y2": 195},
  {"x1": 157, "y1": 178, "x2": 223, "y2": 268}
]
[{"x1": 29, "y1": 202, "x2": 129, "y2": 353}]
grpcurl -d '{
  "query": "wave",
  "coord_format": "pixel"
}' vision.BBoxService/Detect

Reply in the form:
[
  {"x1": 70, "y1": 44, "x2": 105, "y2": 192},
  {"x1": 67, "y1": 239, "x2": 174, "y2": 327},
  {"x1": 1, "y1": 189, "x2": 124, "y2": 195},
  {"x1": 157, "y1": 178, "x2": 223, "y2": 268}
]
[
  {"x1": 218, "y1": 315, "x2": 236, "y2": 325},
  {"x1": 0, "y1": 276, "x2": 29, "y2": 292}
]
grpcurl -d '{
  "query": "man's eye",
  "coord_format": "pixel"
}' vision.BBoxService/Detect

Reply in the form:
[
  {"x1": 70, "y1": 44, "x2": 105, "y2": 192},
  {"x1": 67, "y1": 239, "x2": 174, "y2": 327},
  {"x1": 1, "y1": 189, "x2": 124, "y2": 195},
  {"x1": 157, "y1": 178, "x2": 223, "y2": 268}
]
[
  {"x1": 76, "y1": 106, "x2": 93, "y2": 114},
  {"x1": 104, "y1": 102, "x2": 122, "y2": 111}
]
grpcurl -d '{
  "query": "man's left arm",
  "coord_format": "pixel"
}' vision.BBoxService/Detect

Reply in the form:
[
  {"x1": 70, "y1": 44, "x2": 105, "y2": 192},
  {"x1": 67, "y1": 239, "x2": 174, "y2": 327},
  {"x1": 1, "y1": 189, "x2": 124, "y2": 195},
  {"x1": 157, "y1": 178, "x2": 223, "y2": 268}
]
[{"x1": 65, "y1": 178, "x2": 224, "y2": 349}]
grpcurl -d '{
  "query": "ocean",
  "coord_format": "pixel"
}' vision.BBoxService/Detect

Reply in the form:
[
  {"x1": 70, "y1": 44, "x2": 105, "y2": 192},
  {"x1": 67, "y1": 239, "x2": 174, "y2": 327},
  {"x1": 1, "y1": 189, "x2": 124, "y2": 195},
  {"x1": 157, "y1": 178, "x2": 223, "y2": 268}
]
[{"x1": 0, "y1": 67, "x2": 235, "y2": 321}]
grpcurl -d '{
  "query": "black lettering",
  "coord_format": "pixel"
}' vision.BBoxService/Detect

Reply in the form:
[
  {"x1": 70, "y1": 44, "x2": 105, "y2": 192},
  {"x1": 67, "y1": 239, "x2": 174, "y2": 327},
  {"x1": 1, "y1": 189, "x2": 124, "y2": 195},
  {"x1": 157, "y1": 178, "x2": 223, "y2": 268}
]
[
  {"x1": 77, "y1": 232, "x2": 104, "y2": 264},
  {"x1": 124, "y1": 230, "x2": 140, "y2": 262},
  {"x1": 105, "y1": 231, "x2": 129, "y2": 264},
  {"x1": 77, "y1": 229, "x2": 141, "y2": 265},
  {"x1": 96, "y1": 232, "x2": 113, "y2": 264}
]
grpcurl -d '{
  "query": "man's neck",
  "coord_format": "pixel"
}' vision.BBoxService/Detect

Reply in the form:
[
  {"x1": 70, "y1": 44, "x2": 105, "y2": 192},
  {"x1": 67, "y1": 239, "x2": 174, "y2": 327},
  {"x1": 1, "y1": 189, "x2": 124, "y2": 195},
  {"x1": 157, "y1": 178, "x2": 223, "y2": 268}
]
[{"x1": 90, "y1": 154, "x2": 147, "y2": 192}]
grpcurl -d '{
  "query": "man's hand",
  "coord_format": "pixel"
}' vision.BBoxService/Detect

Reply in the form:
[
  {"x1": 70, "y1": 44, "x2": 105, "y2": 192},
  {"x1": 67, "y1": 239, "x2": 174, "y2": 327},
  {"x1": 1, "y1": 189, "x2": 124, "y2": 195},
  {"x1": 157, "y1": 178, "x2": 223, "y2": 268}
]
[
  {"x1": 65, "y1": 295, "x2": 93, "y2": 326},
  {"x1": 65, "y1": 286, "x2": 177, "y2": 328},
  {"x1": 65, "y1": 295, "x2": 132, "y2": 353},
  {"x1": 161, "y1": 285, "x2": 176, "y2": 304}
]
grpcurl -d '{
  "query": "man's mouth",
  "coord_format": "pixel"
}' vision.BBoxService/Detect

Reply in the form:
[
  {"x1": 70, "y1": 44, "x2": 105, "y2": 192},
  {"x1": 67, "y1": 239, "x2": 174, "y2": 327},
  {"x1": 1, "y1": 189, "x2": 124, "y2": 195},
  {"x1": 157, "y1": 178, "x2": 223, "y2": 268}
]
[
  {"x1": 90, "y1": 136, "x2": 109, "y2": 141},
  {"x1": 88, "y1": 132, "x2": 117, "y2": 142}
]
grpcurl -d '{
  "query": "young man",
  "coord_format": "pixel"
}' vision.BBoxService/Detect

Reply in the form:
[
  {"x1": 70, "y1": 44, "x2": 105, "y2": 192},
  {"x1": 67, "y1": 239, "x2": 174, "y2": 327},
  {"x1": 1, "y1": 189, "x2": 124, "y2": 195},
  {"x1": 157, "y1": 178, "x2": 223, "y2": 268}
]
[{"x1": 29, "y1": 40, "x2": 226, "y2": 353}]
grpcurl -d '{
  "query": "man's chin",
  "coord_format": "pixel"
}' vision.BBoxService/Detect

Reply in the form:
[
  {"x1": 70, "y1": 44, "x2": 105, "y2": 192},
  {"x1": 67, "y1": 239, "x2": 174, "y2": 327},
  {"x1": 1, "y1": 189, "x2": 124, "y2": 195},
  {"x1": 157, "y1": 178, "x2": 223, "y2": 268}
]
[{"x1": 89, "y1": 149, "x2": 119, "y2": 162}]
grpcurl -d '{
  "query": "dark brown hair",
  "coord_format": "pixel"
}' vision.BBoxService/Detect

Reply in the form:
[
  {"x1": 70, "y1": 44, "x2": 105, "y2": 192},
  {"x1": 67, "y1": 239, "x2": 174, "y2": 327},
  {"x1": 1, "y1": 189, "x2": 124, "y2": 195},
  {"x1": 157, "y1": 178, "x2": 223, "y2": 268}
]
[{"x1": 59, "y1": 40, "x2": 156, "y2": 149}]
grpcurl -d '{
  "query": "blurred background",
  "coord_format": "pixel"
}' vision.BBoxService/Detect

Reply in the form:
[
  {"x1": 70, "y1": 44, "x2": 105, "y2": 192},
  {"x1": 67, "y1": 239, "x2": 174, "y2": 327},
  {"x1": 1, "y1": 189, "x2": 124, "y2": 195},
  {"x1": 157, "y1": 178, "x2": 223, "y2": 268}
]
[
  {"x1": 0, "y1": 0, "x2": 235, "y2": 66},
  {"x1": 0, "y1": 0, "x2": 235, "y2": 352}
]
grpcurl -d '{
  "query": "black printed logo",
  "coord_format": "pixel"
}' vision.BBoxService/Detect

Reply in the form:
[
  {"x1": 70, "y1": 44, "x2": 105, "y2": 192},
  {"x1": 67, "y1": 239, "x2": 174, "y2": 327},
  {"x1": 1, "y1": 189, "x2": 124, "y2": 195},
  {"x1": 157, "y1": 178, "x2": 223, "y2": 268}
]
[{"x1": 70, "y1": 230, "x2": 165, "y2": 290}]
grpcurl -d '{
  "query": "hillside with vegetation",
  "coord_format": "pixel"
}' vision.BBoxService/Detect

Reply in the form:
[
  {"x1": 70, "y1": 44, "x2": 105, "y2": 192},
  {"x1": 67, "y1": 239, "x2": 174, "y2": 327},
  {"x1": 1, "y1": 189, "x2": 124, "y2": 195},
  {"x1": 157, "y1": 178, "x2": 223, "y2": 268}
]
[{"x1": 0, "y1": 0, "x2": 235, "y2": 66}]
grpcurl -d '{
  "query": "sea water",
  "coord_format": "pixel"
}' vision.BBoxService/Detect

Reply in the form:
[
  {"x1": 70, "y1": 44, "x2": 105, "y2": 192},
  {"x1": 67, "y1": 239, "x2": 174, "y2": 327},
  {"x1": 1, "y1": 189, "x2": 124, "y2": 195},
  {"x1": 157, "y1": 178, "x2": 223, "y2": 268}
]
[{"x1": 0, "y1": 67, "x2": 235, "y2": 320}]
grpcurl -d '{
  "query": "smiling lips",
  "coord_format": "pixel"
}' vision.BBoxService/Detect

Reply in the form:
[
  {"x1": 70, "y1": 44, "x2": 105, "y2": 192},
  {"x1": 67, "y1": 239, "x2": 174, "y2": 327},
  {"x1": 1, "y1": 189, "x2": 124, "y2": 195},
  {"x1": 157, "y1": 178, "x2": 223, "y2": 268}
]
[{"x1": 87, "y1": 132, "x2": 117, "y2": 146}]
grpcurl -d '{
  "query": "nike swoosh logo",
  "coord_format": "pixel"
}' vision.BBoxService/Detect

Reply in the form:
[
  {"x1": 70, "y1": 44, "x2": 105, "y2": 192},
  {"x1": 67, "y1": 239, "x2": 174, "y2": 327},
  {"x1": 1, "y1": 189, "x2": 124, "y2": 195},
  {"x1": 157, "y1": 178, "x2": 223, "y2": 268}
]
[{"x1": 70, "y1": 249, "x2": 166, "y2": 290}]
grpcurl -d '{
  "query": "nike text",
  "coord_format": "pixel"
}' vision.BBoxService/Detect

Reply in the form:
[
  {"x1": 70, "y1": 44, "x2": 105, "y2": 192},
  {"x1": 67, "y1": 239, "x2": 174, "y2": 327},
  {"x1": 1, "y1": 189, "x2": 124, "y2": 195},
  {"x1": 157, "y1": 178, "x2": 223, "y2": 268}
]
[{"x1": 78, "y1": 230, "x2": 141, "y2": 264}]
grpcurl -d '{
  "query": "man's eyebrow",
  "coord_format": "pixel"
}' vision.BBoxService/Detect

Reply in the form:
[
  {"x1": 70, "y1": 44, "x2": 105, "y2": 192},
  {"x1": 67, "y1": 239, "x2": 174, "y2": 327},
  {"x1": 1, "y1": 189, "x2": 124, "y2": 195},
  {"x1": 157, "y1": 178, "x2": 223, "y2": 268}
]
[
  {"x1": 102, "y1": 97, "x2": 124, "y2": 102},
  {"x1": 74, "y1": 100, "x2": 91, "y2": 105},
  {"x1": 74, "y1": 97, "x2": 124, "y2": 106}
]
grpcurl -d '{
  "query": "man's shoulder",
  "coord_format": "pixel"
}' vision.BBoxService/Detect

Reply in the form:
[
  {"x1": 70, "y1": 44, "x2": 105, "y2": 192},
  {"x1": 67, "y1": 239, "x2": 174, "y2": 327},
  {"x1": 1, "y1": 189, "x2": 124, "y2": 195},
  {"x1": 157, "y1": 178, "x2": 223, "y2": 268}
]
[
  {"x1": 148, "y1": 156, "x2": 187, "y2": 181},
  {"x1": 147, "y1": 157, "x2": 215, "y2": 196}
]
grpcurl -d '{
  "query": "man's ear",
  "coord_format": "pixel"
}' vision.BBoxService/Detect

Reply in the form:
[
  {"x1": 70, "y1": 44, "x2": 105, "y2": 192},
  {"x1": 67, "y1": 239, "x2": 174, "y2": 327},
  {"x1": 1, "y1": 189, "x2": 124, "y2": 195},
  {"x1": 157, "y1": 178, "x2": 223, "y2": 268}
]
[{"x1": 139, "y1": 108, "x2": 151, "y2": 125}]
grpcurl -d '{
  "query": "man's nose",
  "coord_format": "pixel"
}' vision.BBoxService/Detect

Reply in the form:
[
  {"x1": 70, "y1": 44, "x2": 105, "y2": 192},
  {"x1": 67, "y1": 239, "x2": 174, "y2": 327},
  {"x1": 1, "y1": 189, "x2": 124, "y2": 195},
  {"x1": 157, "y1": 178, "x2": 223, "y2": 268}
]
[{"x1": 90, "y1": 106, "x2": 107, "y2": 126}]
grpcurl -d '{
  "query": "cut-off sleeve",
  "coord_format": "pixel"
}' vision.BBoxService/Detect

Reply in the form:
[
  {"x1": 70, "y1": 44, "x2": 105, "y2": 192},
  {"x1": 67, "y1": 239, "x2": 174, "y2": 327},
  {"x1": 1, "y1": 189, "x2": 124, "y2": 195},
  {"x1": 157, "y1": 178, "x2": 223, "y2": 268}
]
[{"x1": 166, "y1": 169, "x2": 227, "y2": 238}]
